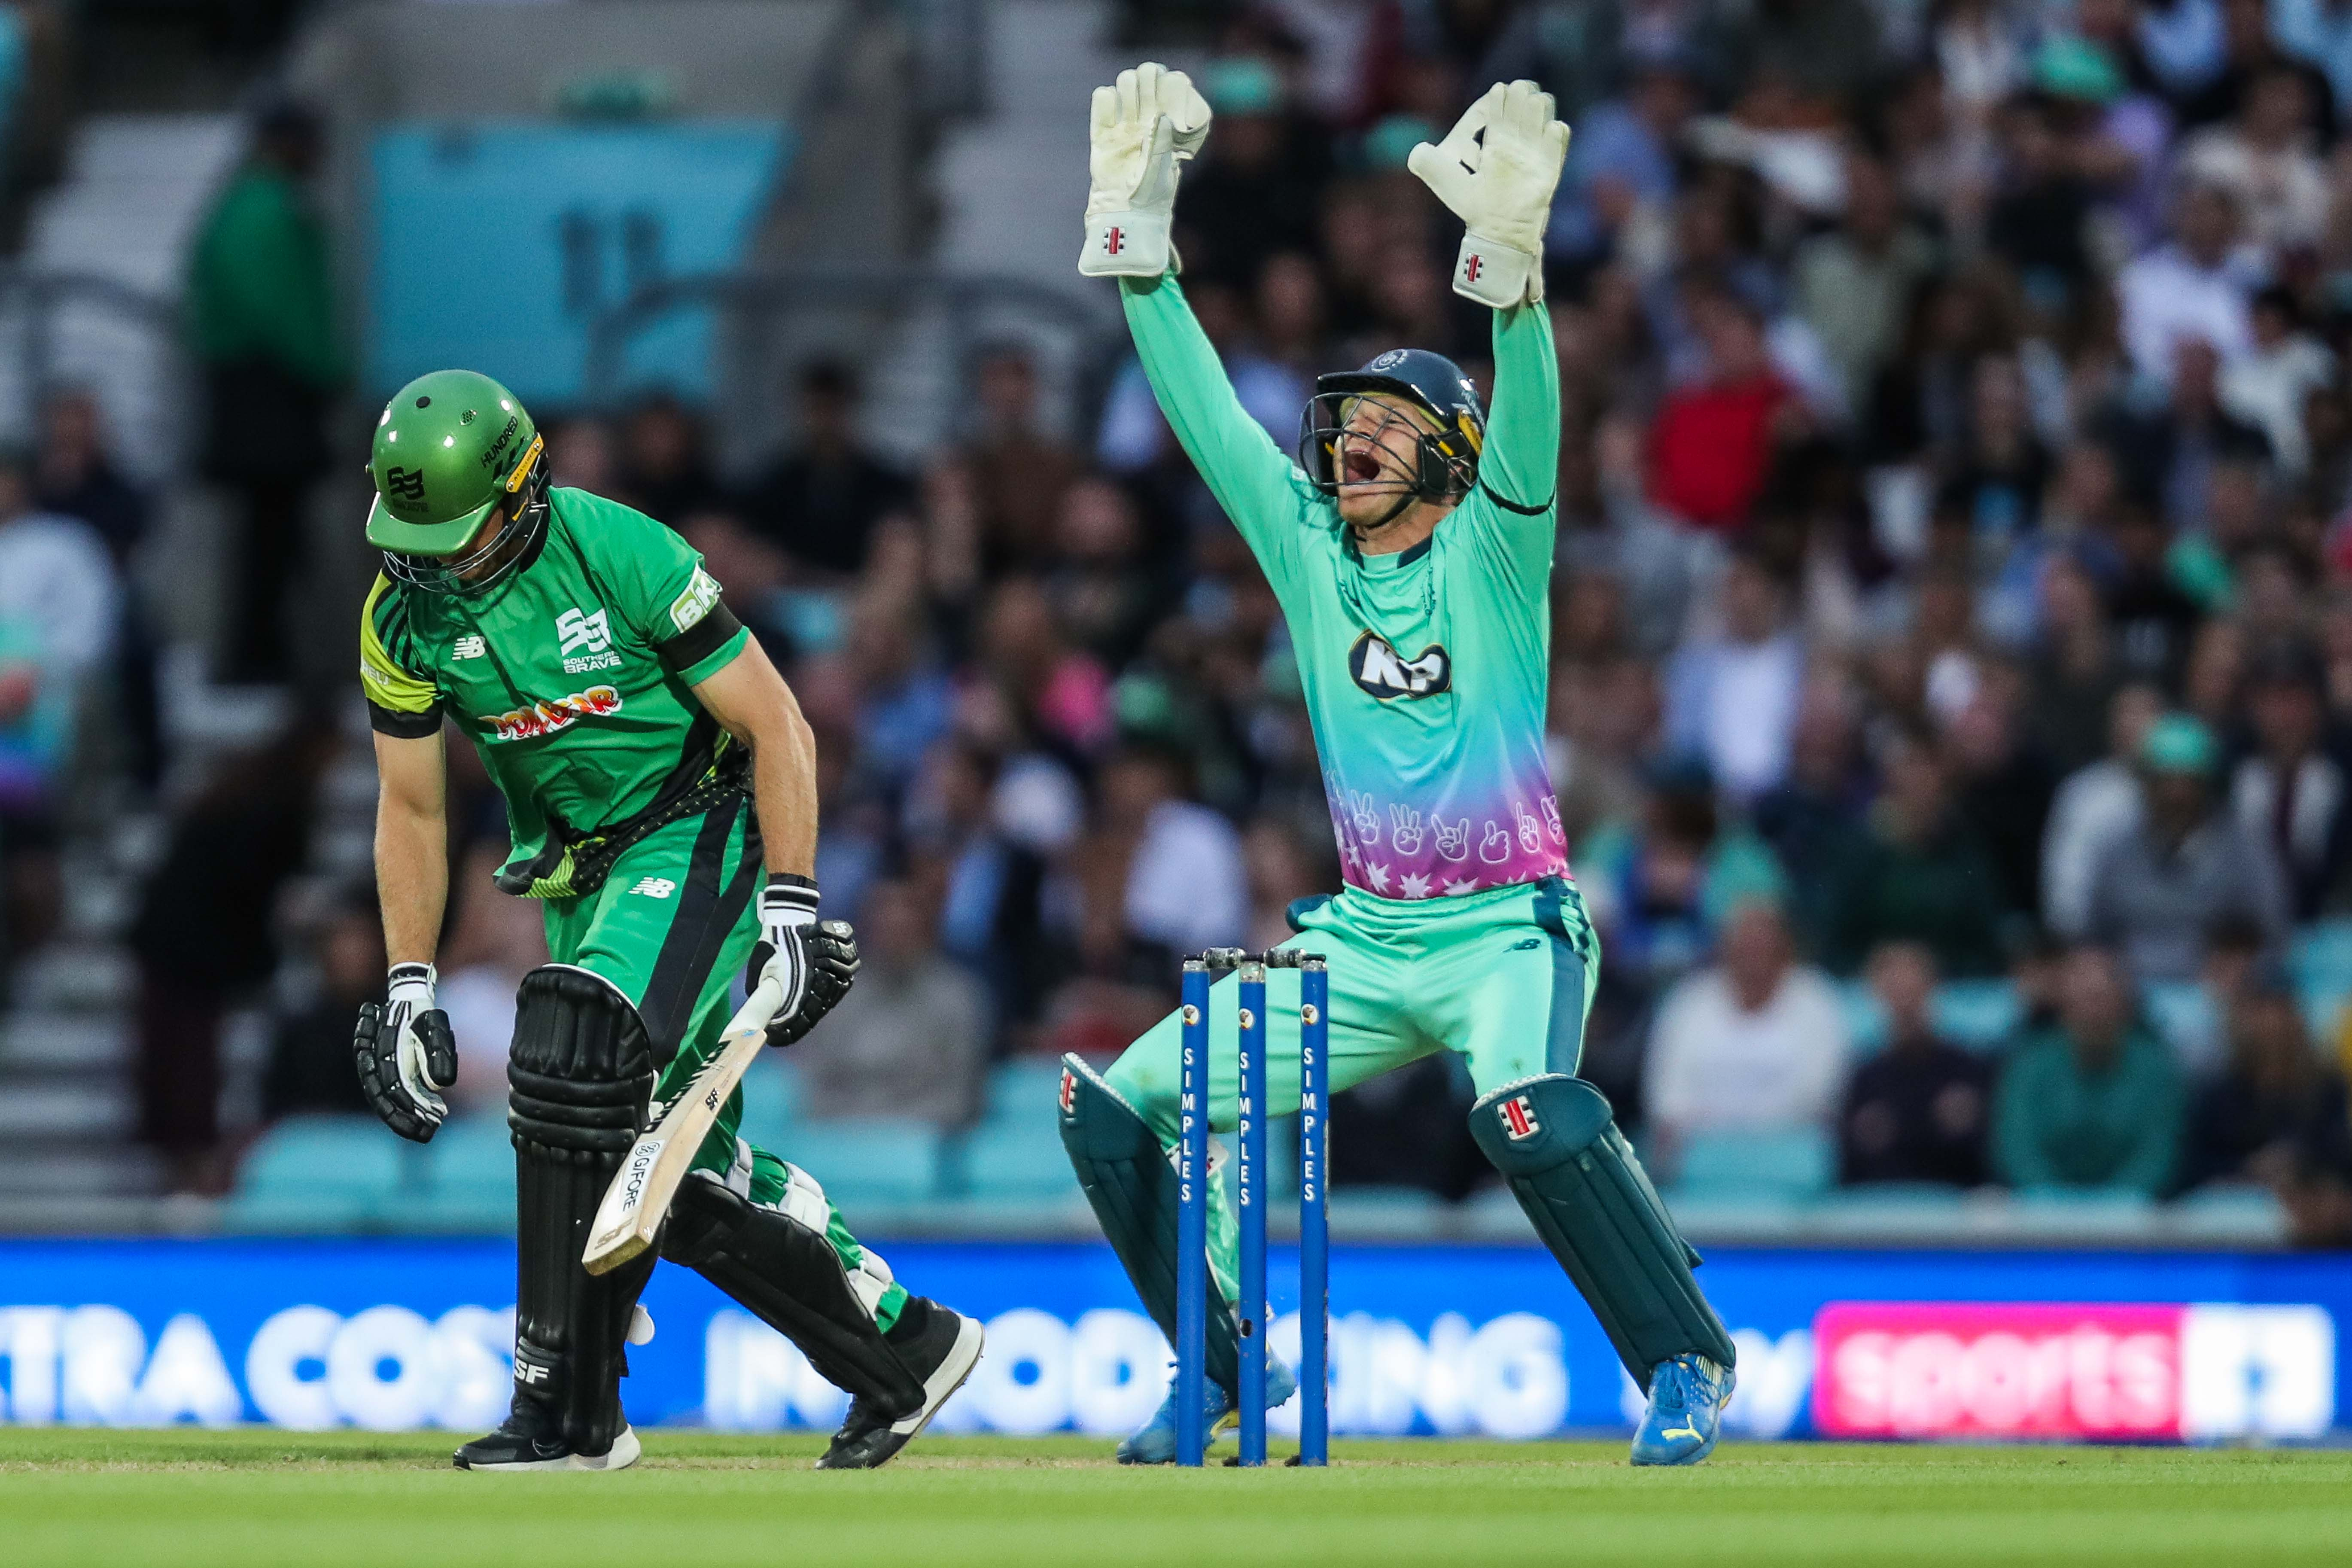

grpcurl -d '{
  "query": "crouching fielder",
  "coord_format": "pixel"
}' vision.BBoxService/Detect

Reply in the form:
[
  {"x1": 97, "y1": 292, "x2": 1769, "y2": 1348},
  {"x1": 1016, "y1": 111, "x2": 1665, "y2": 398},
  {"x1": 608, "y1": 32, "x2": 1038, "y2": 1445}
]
[
  {"x1": 349, "y1": 373, "x2": 980, "y2": 1470},
  {"x1": 1059, "y1": 67, "x2": 1737, "y2": 1464}
]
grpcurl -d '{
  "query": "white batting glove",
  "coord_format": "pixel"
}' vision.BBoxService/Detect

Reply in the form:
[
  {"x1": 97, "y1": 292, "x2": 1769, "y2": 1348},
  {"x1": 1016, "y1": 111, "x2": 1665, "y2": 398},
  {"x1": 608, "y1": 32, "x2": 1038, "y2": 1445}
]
[
  {"x1": 1407, "y1": 80, "x2": 1571, "y2": 309},
  {"x1": 386, "y1": 962, "x2": 452, "y2": 1122},
  {"x1": 1079, "y1": 62, "x2": 1212, "y2": 279}
]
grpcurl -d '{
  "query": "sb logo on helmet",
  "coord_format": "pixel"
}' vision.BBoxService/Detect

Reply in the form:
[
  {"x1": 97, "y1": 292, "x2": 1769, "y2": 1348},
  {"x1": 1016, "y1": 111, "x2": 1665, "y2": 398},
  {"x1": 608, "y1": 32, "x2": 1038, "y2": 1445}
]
[{"x1": 384, "y1": 466, "x2": 427, "y2": 508}]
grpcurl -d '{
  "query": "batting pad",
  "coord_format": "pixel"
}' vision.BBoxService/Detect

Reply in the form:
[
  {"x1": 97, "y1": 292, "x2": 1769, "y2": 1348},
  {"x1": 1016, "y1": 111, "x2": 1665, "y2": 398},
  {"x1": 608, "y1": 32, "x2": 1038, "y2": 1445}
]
[
  {"x1": 1057, "y1": 1055, "x2": 1244, "y2": 1393},
  {"x1": 1470, "y1": 1074, "x2": 1736, "y2": 1390}
]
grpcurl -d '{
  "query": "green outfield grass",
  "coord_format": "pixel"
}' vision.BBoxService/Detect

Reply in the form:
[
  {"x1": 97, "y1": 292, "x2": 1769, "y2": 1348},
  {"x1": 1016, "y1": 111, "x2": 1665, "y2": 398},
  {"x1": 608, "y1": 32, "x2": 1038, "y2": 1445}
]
[{"x1": 1, "y1": 1430, "x2": 2346, "y2": 1567}]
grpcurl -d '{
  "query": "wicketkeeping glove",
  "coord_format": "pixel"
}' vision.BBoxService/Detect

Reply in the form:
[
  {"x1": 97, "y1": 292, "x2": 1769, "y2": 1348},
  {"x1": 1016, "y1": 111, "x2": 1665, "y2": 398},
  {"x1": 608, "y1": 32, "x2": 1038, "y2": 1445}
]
[
  {"x1": 1079, "y1": 61, "x2": 1212, "y2": 279},
  {"x1": 751, "y1": 877, "x2": 861, "y2": 1048},
  {"x1": 353, "y1": 962, "x2": 458, "y2": 1143},
  {"x1": 1407, "y1": 79, "x2": 1572, "y2": 309}
]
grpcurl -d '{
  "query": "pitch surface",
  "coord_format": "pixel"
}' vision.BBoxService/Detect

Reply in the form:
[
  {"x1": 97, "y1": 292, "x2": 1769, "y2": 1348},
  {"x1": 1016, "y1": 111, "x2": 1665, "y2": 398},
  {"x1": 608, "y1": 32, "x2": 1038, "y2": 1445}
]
[{"x1": 3, "y1": 1431, "x2": 2347, "y2": 1566}]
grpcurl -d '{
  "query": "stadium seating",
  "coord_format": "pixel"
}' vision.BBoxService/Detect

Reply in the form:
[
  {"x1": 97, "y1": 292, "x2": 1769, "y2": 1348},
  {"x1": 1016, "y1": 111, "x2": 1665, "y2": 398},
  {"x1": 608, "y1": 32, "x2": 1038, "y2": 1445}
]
[
  {"x1": 775, "y1": 1118, "x2": 944, "y2": 1207},
  {"x1": 407, "y1": 1114, "x2": 518, "y2": 1232},
  {"x1": 221, "y1": 1116, "x2": 405, "y2": 1233},
  {"x1": 1668, "y1": 1129, "x2": 1835, "y2": 1203}
]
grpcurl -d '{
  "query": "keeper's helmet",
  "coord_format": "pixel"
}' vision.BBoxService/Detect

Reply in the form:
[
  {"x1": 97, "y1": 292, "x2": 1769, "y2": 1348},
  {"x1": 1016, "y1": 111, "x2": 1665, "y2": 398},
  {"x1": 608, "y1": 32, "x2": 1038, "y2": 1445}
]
[
  {"x1": 365, "y1": 369, "x2": 549, "y2": 594},
  {"x1": 1297, "y1": 348, "x2": 1486, "y2": 516}
]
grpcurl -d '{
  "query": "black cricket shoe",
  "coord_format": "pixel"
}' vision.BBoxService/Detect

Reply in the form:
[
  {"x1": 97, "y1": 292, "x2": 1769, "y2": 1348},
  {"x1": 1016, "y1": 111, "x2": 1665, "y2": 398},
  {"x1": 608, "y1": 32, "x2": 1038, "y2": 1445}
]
[
  {"x1": 816, "y1": 1297, "x2": 985, "y2": 1470},
  {"x1": 453, "y1": 1412, "x2": 642, "y2": 1473}
]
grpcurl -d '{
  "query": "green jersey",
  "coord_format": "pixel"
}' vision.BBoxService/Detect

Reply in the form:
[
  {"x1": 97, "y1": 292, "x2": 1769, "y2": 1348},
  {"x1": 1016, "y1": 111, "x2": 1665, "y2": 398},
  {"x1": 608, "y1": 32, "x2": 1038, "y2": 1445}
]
[{"x1": 360, "y1": 487, "x2": 750, "y2": 892}]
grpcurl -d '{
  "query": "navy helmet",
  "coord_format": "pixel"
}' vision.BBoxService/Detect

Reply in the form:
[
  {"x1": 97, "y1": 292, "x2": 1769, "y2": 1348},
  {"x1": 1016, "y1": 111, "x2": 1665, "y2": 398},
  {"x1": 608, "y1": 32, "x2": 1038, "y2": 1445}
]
[{"x1": 1297, "y1": 348, "x2": 1486, "y2": 516}]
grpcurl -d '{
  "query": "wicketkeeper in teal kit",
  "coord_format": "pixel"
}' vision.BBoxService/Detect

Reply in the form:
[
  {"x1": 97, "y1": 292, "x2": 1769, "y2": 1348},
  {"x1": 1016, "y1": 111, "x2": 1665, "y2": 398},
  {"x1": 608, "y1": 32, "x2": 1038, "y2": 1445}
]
[{"x1": 1056, "y1": 66, "x2": 1738, "y2": 1464}]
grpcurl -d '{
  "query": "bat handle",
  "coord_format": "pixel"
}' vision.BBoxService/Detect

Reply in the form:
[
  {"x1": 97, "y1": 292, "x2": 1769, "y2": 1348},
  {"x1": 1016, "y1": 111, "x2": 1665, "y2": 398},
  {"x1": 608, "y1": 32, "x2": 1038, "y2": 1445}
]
[{"x1": 726, "y1": 974, "x2": 788, "y2": 1039}]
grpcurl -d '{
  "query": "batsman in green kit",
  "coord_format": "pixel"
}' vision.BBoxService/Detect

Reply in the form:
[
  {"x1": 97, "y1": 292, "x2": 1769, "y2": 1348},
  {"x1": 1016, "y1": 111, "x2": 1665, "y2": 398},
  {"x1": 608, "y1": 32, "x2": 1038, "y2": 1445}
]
[
  {"x1": 1056, "y1": 67, "x2": 1738, "y2": 1464},
  {"x1": 350, "y1": 371, "x2": 981, "y2": 1472}
]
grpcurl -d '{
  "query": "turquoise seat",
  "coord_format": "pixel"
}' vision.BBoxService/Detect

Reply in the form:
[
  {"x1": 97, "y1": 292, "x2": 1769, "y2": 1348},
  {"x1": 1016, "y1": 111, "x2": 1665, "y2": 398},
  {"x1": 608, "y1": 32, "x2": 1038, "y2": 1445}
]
[
  {"x1": 408, "y1": 1115, "x2": 517, "y2": 1232},
  {"x1": 779, "y1": 1118, "x2": 943, "y2": 1206},
  {"x1": 222, "y1": 1116, "x2": 404, "y2": 1233},
  {"x1": 955, "y1": 1118, "x2": 1080, "y2": 1200},
  {"x1": 733, "y1": 1058, "x2": 801, "y2": 1152},
  {"x1": 1669, "y1": 1129, "x2": 1833, "y2": 1200},
  {"x1": 1931, "y1": 980, "x2": 2021, "y2": 1051},
  {"x1": 986, "y1": 1058, "x2": 1070, "y2": 1131}
]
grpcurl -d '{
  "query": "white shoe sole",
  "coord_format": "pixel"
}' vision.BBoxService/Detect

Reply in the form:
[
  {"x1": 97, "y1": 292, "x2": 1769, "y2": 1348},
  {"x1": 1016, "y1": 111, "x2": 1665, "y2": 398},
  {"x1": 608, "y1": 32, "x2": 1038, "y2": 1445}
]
[
  {"x1": 461, "y1": 1425, "x2": 641, "y2": 1472},
  {"x1": 891, "y1": 1315, "x2": 986, "y2": 1442}
]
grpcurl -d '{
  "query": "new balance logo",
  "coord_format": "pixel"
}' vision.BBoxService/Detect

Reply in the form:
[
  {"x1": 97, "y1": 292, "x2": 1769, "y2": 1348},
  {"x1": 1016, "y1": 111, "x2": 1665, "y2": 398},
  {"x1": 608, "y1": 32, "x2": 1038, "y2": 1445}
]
[
  {"x1": 557, "y1": 606, "x2": 621, "y2": 673},
  {"x1": 453, "y1": 635, "x2": 485, "y2": 660},
  {"x1": 1499, "y1": 1094, "x2": 1541, "y2": 1141},
  {"x1": 629, "y1": 877, "x2": 676, "y2": 899}
]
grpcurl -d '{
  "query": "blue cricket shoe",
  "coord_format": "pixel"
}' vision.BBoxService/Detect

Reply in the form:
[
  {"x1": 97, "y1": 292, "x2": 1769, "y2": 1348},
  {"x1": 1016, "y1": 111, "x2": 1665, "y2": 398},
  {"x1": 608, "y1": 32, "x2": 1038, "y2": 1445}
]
[
  {"x1": 1117, "y1": 1356, "x2": 1299, "y2": 1465},
  {"x1": 1631, "y1": 1353, "x2": 1734, "y2": 1465}
]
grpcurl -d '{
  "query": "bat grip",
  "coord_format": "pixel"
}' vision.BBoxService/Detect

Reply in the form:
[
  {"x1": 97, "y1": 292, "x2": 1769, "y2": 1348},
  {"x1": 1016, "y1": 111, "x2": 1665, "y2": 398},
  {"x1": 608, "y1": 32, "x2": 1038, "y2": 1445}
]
[{"x1": 726, "y1": 974, "x2": 788, "y2": 1039}]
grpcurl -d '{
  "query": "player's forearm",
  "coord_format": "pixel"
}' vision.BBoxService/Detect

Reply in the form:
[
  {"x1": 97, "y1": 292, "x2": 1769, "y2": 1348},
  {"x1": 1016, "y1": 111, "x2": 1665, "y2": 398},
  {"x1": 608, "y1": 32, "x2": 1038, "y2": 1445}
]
[
  {"x1": 1120, "y1": 275, "x2": 1299, "y2": 536},
  {"x1": 374, "y1": 799, "x2": 447, "y2": 965},
  {"x1": 1481, "y1": 301, "x2": 1559, "y2": 508},
  {"x1": 749, "y1": 701, "x2": 819, "y2": 877}
]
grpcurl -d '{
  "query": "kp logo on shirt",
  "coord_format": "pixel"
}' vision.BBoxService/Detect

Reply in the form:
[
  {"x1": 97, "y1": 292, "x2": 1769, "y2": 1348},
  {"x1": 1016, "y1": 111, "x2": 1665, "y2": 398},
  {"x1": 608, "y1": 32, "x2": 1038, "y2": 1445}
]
[
  {"x1": 557, "y1": 606, "x2": 622, "y2": 674},
  {"x1": 1349, "y1": 631, "x2": 1451, "y2": 699}
]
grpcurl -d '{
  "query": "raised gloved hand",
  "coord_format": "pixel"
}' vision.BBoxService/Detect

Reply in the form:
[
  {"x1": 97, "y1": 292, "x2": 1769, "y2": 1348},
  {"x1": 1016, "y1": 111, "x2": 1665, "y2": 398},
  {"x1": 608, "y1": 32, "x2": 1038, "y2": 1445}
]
[
  {"x1": 353, "y1": 962, "x2": 457, "y2": 1142},
  {"x1": 1079, "y1": 61, "x2": 1212, "y2": 279},
  {"x1": 1407, "y1": 80, "x2": 1572, "y2": 309},
  {"x1": 752, "y1": 878, "x2": 861, "y2": 1048}
]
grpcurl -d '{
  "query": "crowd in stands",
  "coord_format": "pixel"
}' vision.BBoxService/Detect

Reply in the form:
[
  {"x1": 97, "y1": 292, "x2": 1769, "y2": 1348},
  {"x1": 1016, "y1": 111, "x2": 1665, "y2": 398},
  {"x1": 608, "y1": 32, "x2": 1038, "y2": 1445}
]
[{"x1": 5, "y1": 0, "x2": 2352, "y2": 1239}]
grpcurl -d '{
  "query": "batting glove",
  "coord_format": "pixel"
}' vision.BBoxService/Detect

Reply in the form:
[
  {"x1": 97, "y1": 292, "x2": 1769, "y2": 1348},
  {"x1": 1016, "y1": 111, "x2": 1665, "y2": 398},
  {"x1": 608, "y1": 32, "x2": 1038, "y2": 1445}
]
[
  {"x1": 1407, "y1": 80, "x2": 1571, "y2": 309},
  {"x1": 1079, "y1": 61, "x2": 1212, "y2": 279},
  {"x1": 752, "y1": 878, "x2": 861, "y2": 1048},
  {"x1": 353, "y1": 962, "x2": 458, "y2": 1143}
]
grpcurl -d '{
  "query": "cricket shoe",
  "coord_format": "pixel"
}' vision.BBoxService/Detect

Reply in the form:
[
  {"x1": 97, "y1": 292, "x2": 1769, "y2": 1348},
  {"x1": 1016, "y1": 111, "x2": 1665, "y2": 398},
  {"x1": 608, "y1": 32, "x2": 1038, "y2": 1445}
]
[
  {"x1": 1116, "y1": 1355, "x2": 1299, "y2": 1465},
  {"x1": 453, "y1": 1419, "x2": 642, "y2": 1473},
  {"x1": 1630, "y1": 1353, "x2": 1734, "y2": 1465},
  {"x1": 816, "y1": 1297, "x2": 986, "y2": 1470}
]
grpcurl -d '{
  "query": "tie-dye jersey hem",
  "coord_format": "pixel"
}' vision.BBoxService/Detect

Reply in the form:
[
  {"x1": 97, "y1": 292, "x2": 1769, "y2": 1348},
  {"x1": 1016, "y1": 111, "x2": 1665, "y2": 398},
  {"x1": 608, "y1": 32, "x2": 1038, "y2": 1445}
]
[{"x1": 1325, "y1": 773, "x2": 1571, "y2": 901}]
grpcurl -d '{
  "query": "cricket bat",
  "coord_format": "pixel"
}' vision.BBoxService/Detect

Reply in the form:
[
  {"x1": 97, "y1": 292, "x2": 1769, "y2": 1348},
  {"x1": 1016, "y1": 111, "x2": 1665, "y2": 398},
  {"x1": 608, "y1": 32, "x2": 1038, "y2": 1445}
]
[{"x1": 582, "y1": 974, "x2": 786, "y2": 1276}]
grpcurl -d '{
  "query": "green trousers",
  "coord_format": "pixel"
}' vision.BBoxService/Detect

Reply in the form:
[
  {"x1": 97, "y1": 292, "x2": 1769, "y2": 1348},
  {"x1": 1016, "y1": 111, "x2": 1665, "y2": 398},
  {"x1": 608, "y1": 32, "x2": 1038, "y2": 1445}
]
[
  {"x1": 536, "y1": 794, "x2": 903, "y2": 1327},
  {"x1": 1103, "y1": 875, "x2": 1600, "y2": 1300}
]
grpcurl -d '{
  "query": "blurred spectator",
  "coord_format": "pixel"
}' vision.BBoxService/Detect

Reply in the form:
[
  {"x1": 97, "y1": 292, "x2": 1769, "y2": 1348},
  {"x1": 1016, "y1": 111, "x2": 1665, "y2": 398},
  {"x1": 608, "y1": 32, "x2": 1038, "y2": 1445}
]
[
  {"x1": 904, "y1": 739, "x2": 1064, "y2": 1043},
  {"x1": 1838, "y1": 941, "x2": 1994, "y2": 1186},
  {"x1": 964, "y1": 344, "x2": 1084, "y2": 570},
  {"x1": 1992, "y1": 944, "x2": 2186, "y2": 1195},
  {"x1": 129, "y1": 720, "x2": 337, "y2": 1192},
  {"x1": 1753, "y1": 686, "x2": 1871, "y2": 943},
  {"x1": 1328, "y1": 1052, "x2": 1489, "y2": 1200},
  {"x1": 2228, "y1": 644, "x2": 2352, "y2": 918},
  {"x1": 1644, "y1": 899, "x2": 1848, "y2": 1166},
  {"x1": 1173, "y1": 57, "x2": 1328, "y2": 289},
  {"x1": 795, "y1": 877, "x2": 989, "y2": 1127},
  {"x1": 186, "y1": 101, "x2": 342, "y2": 685},
  {"x1": 437, "y1": 841, "x2": 550, "y2": 1115},
  {"x1": 2180, "y1": 64, "x2": 2330, "y2": 253},
  {"x1": 2219, "y1": 288, "x2": 2334, "y2": 475},
  {"x1": 1662, "y1": 549, "x2": 1804, "y2": 801},
  {"x1": 1794, "y1": 153, "x2": 1939, "y2": 435},
  {"x1": 2180, "y1": 958, "x2": 2352, "y2": 1190},
  {"x1": 1576, "y1": 759, "x2": 1786, "y2": 986},
  {"x1": 612, "y1": 393, "x2": 723, "y2": 524},
  {"x1": 1820, "y1": 722, "x2": 2011, "y2": 976},
  {"x1": 1549, "y1": 46, "x2": 1695, "y2": 269},
  {"x1": 742, "y1": 361, "x2": 913, "y2": 577},
  {"x1": 2115, "y1": 182, "x2": 2256, "y2": 385},
  {"x1": 2026, "y1": 547, "x2": 2127, "y2": 777},
  {"x1": 260, "y1": 886, "x2": 380, "y2": 1120},
  {"x1": 34, "y1": 391, "x2": 159, "y2": 790},
  {"x1": 1946, "y1": 687, "x2": 2057, "y2": 922},
  {"x1": 2178, "y1": 0, "x2": 2337, "y2": 133},
  {"x1": 0, "y1": 454, "x2": 117, "y2": 959},
  {"x1": 2083, "y1": 712, "x2": 2289, "y2": 980},
  {"x1": 1098, "y1": 741, "x2": 1249, "y2": 962},
  {"x1": 1044, "y1": 478, "x2": 1165, "y2": 668},
  {"x1": 1648, "y1": 287, "x2": 1794, "y2": 530}
]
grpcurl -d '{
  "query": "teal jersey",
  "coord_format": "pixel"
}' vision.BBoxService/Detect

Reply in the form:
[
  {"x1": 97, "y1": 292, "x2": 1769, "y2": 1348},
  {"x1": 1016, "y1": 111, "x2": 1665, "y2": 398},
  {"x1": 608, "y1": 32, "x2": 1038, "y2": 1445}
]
[
  {"x1": 1121, "y1": 275, "x2": 1568, "y2": 901},
  {"x1": 360, "y1": 487, "x2": 750, "y2": 882}
]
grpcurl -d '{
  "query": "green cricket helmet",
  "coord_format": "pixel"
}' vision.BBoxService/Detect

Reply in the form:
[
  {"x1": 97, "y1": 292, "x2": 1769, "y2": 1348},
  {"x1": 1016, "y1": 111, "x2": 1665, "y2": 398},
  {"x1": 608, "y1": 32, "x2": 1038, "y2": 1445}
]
[{"x1": 366, "y1": 369, "x2": 549, "y2": 594}]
